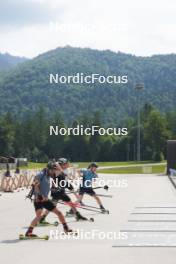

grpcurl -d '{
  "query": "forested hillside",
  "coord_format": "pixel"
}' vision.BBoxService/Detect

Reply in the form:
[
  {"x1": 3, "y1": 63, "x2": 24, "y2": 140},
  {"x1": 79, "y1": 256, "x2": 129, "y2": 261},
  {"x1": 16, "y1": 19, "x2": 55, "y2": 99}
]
[
  {"x1": 0, "y1": 53, "x2": 27, "y2": 71},
  {"x1": 0, "y1": 47, "x2": 175, "y2": 125}
]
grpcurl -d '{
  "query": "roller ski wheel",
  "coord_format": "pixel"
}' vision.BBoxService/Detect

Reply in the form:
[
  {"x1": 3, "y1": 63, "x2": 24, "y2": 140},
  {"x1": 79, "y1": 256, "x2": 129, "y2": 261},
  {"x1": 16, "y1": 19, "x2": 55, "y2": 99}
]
[
  {"x1": 19, "y1": 234, "x2": 49, "y2": 240},
  {"x1": 76, "y1": 216, "x2": 94, "y2": 222},
  {"x1": 76, "y1": 213, "x2": 87, "y2": 221},
  {"x1": 54, "y1": 221, "x2": 59, "y2": 226}
]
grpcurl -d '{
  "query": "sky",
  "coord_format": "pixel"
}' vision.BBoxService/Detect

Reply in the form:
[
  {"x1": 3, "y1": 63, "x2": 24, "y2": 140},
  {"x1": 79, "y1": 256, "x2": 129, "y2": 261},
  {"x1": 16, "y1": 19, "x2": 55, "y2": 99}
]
[{"x1": 0, "y1": 0, "x2": 176, "y2": 58}]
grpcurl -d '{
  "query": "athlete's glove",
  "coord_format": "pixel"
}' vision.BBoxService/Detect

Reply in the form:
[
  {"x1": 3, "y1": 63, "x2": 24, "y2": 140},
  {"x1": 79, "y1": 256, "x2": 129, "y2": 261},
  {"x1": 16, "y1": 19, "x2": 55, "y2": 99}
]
[
  {"x1": 35, "y1": 194, "x2": 44, "y2": 202},
  {"x1": 104, "y1": 185, "x2": 109, "y2": 190},
  {"x1": 38, "y1": 195, "x2": 43, "y2": 201}
]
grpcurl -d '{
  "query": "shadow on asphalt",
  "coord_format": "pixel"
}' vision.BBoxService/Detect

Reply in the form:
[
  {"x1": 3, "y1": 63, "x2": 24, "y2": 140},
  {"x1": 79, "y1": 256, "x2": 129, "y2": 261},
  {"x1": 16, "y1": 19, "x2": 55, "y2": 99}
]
[{"x1": 1, "y1": 239, "x2": 20, "y2": 244}]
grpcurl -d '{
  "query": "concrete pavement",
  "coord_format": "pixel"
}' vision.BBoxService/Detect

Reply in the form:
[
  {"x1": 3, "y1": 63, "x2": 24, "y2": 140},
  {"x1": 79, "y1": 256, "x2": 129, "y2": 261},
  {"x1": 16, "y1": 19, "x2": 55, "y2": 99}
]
[{"x1": 0, "y1": 173, "x2": 176, "y2": 264}]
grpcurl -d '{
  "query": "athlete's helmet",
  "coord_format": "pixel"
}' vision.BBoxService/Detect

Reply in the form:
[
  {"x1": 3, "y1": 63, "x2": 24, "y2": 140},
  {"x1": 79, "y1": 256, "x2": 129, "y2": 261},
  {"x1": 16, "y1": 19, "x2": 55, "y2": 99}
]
[
  {"x1": 58, "y1": 158, "x2": 69, "y2": 165},
  {"x1": 47, "y1": 161, "x2": 59, "y2": 170},
  {"x1": 88, "y1": 162, "x2": 98, "y2": 169}
]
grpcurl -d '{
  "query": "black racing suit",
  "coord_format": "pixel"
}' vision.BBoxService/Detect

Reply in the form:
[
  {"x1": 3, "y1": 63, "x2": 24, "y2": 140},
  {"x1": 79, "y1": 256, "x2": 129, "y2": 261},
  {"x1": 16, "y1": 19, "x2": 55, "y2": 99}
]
[{"x1": 50, "y1": 172, "x2": 74, "y2": 202}]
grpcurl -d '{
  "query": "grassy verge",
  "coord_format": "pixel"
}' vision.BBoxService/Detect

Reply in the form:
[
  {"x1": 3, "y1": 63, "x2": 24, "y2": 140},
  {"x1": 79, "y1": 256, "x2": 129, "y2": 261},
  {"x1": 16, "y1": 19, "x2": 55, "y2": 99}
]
[
  {"x1": 73, "y1": 161, "x2": 166, "y2": 168},
  {"x1": 20, "y1": 161, "x2": 166, "y2": 172},
  {"x1": 20, "y1": 162, "x2": 46, "y2": 169},
  {"x1": 98, "y1": 164, "x2": 166, "y2": 174}
]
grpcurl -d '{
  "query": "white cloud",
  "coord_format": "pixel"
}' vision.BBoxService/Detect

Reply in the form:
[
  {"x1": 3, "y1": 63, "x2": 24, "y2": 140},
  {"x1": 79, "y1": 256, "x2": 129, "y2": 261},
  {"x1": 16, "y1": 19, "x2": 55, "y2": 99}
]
[
  {"x1": 0, "y1": 0, "x2": 175, "y2": 57},
  {"x1": 0, "y1": 0, "x2": 65, "y2": 28}
]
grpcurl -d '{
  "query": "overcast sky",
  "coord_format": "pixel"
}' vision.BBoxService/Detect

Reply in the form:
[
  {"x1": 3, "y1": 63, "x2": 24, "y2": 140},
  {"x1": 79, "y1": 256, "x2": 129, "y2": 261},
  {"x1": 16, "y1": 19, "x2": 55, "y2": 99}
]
[{"x1": 0, "y1": 0, "x2": 176, "y2": 58}]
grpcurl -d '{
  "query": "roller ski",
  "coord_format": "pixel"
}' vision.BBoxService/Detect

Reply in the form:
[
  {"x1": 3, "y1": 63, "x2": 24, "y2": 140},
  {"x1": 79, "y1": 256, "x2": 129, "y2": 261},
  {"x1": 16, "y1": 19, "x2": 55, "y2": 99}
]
[
  {"x1": 76, "y1": 211, "x2": 94, "y2": 222},
  {"x1": 19, "y1": 234, "x2": 49, "y2": 240},
  {"x1": 65, "y1": 209, "x2": 91, "y2": 222},
  {"x1": 84, "y1": 217, "x2": 94, "y2": 222},
  {"x1": 38, "y1": 221, "x2": 59, "y2": 227},
  {"x1": 101, "y1": 209, "x2": 110, "y2": 214}
]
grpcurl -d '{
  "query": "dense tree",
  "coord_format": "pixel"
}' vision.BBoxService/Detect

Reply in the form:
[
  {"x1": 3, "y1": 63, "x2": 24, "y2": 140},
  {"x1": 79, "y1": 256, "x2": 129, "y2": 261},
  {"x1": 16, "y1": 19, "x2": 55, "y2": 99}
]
[
  {"x1": 143, "y1": 110, "x2": 171, "y2": 161},
  {"x1": 0, "y1": 105, "x2": 174, "y2": 162},
  {"x1": 0, "y1": 112, "x2": 15, "y2": 156}
]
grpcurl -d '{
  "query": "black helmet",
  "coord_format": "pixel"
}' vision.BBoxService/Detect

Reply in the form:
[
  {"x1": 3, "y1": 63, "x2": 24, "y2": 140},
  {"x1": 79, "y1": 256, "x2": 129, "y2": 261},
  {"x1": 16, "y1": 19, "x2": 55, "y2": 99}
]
[
  {"x1": 47, "y1": 161, "x2": 58, "y2": 170},
  {"x1": 88, "y1": 162, "x2": 98, "y2": 169},
  {"x1": 58, "y1": 158, "x2": 69, "y2": 165}
]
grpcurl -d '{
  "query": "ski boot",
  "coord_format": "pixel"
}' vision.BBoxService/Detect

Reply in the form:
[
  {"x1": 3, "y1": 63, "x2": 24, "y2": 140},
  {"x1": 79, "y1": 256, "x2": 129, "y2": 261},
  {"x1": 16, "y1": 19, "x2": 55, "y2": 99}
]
[
  {"x1": 76, "y1": 211, "x2": 87, "y2": 221},
  {"x1": 63, "y1": 223, "x2": 76, "y2": 235},
  {"x1": 25, "y1": 227, "x2": 38, "y2": 238},
  {"x1": 66, "y1": 208, "x2": 75, "y2": 217},
  {"x1": 100, "y1": 205, "x2": 109, "y2": 214}
]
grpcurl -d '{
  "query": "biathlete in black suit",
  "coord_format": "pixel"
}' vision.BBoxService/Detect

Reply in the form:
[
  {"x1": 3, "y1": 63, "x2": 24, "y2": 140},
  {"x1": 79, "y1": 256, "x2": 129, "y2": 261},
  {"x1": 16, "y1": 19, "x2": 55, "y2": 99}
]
[
  {"x1": 25, "y1": 161, "x2": 73, "y2": 237},
  {"x1": 39, "y1": 158, "x2": 87, "y2": 223}
]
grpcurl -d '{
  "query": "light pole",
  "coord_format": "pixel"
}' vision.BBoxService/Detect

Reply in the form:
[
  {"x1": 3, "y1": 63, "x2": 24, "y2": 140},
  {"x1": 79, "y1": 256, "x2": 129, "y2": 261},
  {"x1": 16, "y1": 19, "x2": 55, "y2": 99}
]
[{"x1": 135, "y1": 83, "x2": 144, "y2": 161}]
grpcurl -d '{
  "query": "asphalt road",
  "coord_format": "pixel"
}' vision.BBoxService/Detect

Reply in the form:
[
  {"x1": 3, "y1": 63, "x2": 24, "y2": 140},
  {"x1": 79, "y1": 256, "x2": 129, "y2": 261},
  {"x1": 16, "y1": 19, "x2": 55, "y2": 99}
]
[{"x1": 0, "y1": 173, "x2": 176, "y2": 264}]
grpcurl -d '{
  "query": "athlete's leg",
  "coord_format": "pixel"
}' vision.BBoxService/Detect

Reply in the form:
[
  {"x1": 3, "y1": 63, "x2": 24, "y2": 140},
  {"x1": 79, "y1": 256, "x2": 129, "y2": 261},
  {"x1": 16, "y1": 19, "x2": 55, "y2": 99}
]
[
  {"x1": 92, "y1": 194, "x2": 105, "y2": 210},
  {"x1": 92, "y1": 194, "x2": 102, "y2": 205},
  {"x1": 51, "y1": 207, "x2": 73, "y2": 233},
  {"x1": 51, "y1": 207, "x2": 66, "y2": 224},
  {"x1": 31, "y1": 209, "x2": 43, "y2": 226},
  {"x1": 39, "y1": 209, "x2": 49, "y2": 223},
  {"x1": 73, "y1": 192, "x2": 80, "y2": 200},
  {"x1": 25, "y1": 209, "x2": 43, "y2": 236},
  {"x1": 40, "y1": 193, "x2": 60, "y2": 223},
  {"x1": 77, "y1": 194, "x2": 84, "y2": 203},
  {"x1": 61, "y1": 194, "x2": 78, "y2": 216}
]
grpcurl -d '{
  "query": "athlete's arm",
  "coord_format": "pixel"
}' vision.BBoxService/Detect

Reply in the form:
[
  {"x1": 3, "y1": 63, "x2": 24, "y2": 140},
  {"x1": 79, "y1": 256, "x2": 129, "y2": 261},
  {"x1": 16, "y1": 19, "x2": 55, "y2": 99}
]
[
  {"x1": 33, "y1": 176, "x2": 42, "y2": 199},
  {"x1": 76, "y1": 170, "x2": 82, "y2": 176},
  {"x1": 33, "y1": 176, "x2": 40, "y2": 187},
  {"x1": 76, "y1": 169, "x2": 85, "y2": 177}
]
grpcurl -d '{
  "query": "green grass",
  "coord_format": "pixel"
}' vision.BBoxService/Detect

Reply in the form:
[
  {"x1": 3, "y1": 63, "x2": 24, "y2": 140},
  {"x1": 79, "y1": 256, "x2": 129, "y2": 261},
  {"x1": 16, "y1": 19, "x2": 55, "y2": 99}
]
[
  {"x1": 21, "y1": 162, "x2": 46, "y2": 169},
  {"x1": 98, "y1": 164, "x2": 166, "y2": 174},
  {"x1": 73, "y1": 161, "x2": 165, "y2": 168},
  {"x1": 20, "y1": 161, "x2": 166, "y2": 173}
]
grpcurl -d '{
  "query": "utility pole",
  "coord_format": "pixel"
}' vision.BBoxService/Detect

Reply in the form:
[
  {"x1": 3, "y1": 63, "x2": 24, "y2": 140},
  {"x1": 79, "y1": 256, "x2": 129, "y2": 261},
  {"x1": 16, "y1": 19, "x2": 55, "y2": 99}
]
[{"x1": 135, "y1": 83, "x2": 144, "y2": 161}]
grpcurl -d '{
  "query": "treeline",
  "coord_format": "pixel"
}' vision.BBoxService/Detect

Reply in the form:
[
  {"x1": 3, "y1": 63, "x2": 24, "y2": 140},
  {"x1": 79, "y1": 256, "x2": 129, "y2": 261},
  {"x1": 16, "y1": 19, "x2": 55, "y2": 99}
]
[{"x1": 0, "y1": 104, "x2": 175, "y2": 162}]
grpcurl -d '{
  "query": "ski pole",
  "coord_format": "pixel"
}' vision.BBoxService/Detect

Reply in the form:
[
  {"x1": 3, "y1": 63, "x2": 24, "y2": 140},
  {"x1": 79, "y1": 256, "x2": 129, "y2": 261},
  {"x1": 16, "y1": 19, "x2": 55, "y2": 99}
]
[
  {"x1": 92, "y1": 185, "x2": 109, "y2": 191},
  {"x1": 96, "y1": 194, "x2": 113, "y2": 198},
  {"x1": 65, "y1": 185, "x2": 109, "y2": 195},
  {"x1": 78, "y1": 203, "x2": 103, "y2": 210},
  {"x1": 58, "y1": 201, "x2": 104, "y2": 214}
]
